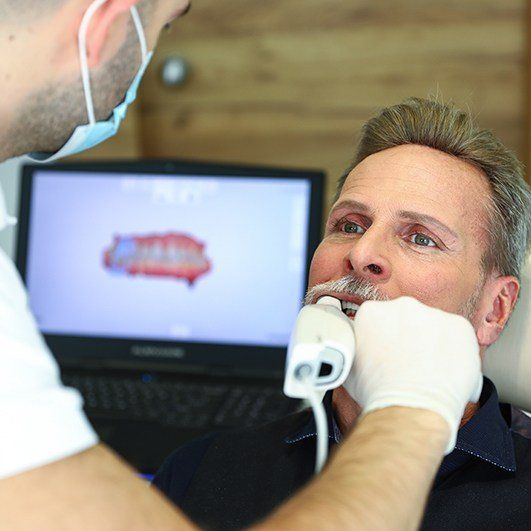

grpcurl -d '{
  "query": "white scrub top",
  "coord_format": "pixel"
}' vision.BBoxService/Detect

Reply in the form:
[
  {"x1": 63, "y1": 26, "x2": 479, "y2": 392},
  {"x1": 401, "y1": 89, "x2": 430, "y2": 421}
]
[{"x1": 0, "y1": 185, "x2": 97, "y2": 479}]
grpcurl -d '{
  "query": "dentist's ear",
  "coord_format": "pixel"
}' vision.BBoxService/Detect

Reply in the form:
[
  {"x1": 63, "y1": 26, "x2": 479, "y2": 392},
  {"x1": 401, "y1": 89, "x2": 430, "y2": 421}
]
[
  {"x1": 476, "y1": 275, "x2": 519, "y2": 348},
  {"x1": 84, "y1": 0, "x2": 142, "y2": 67}
]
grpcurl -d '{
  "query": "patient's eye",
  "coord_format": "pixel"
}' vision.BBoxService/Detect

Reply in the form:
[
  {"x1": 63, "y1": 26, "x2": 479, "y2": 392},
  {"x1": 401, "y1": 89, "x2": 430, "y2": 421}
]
[
  {"x1": 409, "y1": 233, "x2": 437, "y2": 247},
  {"x1": 327, "y1": 217, "x2": 366, "y2": 235},
  {"x1": 343, "y1": 221, "x2": 364, "y2": 234}
]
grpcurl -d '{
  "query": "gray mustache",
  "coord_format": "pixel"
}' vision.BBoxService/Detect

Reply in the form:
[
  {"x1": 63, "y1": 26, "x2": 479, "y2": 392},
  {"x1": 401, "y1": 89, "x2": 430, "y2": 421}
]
[{"x1": 304, "y1": 276, "x2": 389, "y2": 306}]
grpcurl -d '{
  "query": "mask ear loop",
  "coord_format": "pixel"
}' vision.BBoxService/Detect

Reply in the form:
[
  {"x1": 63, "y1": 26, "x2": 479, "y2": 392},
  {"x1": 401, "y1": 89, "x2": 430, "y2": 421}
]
[
  {"x1": 78, "y1": 0, "x2": 107, "y2": 126},
  {"x1": 130, "y1": 6, "x2": 148, "y2": 62},
  {"x1": 78, "y1": 0, "x2": 149, "y2": 126}
]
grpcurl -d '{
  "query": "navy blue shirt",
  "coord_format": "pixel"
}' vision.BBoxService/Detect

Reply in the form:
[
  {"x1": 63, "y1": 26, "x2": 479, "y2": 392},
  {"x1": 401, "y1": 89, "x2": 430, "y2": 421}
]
[
  {"x1": 153, "y1": 378, "x2": 531, "y2": 530},
  {"x1": 284, "y1": 378, "x2": 516, "y2": 484}
]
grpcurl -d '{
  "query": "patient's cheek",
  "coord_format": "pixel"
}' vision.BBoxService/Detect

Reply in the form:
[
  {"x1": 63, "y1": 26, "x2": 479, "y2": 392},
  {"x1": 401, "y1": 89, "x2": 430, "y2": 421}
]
[
  {"x1": 308, "y1": 246, "x2": 335, "y2": 286},
  {"x1": 403, "y1": 270, "x2": 458, "y2": 311}
]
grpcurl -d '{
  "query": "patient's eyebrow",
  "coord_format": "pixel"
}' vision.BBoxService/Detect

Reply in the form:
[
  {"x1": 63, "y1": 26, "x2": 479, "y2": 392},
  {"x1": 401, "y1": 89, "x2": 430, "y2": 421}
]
[
  {"x1": 329, "y1": 201, "x2": 459, "y2": 240},
  {"x1": 398, "y1": 210, "x2": 458, "y2": 239},
  {"x1": 329, "y1": 200, "x2": 374, "y2": 216}
]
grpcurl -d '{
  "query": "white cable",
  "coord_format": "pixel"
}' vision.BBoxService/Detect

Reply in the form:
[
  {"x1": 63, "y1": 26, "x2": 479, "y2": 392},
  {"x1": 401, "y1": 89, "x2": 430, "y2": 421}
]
[{"x1": 301, "y1": 374, "x2": 328, "y2": 474}]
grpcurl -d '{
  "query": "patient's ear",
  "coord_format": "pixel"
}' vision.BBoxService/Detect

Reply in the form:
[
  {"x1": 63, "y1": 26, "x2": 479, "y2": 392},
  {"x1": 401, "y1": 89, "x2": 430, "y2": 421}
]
[
  {"x1": 85, "y1": 0, "x2": 142, "y2": 67},
  {"x1": 476, "y1": 274, "x2": 519, "y2": 348}
]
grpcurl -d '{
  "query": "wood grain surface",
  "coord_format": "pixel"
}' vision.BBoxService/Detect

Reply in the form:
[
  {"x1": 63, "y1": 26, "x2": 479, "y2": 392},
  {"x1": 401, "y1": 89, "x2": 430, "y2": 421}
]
[{"x1": 79, "y1": 0, "x2": 530, "y2": 200}]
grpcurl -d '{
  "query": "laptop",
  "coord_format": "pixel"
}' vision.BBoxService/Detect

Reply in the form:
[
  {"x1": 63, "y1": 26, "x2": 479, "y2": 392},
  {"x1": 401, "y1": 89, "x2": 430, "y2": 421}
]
[{"x1": 16, "y1": 160, "x2": 324, "y2": 473}]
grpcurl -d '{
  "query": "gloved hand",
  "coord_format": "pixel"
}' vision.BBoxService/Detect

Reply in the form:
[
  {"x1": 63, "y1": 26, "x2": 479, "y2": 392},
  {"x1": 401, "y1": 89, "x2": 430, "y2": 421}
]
[
  {"x1": 344, "y1": 296, "x2": 483, "y2": 454},
  {"x1": 0, "y1": 248, "x2": 97, "y2": 479}
]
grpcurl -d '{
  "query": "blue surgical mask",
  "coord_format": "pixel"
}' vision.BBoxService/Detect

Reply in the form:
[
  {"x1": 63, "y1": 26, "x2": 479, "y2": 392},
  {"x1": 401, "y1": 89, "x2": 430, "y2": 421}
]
[{"x1": 28, "y1": 0, "x2": 153, "y2": 164}]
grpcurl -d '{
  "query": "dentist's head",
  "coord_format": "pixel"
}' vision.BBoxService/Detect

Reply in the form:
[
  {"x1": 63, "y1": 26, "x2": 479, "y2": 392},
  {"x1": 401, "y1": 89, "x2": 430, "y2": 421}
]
[{"x1": 0, "y1": 0, "x2": 191, "y2": 162}]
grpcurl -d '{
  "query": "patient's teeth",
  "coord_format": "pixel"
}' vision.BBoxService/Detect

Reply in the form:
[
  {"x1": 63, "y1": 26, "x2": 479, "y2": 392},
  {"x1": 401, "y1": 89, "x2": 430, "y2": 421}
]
[{"x1": 342, "y1": 301, "x2": 360, "y2": 310}]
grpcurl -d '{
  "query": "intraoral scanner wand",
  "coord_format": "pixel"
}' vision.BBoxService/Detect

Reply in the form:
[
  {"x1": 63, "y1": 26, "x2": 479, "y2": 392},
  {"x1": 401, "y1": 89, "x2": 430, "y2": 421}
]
[{"x1": 284, "y1": 296, "x2": 356, "y2": 472}]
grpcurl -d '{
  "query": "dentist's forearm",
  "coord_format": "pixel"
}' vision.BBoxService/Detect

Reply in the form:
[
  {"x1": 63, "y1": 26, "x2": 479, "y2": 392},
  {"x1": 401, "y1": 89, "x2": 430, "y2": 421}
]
[
  {"x1": 252, "y1": 407, "x2": 449, "y2": 531},
  {"x1": 0, "y1": 408, "x2": 447, "y2": 531},
  {"x1": 0, "y1": 444, "x2": 196, "y2": 531}
]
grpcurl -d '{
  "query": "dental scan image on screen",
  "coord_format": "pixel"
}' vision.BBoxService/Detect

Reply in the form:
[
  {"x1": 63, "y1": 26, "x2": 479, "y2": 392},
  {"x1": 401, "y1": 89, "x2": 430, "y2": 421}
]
[
  {"x1": 102, "y1": 231, "x2": 213, "y2": 286},
  {"x1": 25, "y1": 171, "x2": 311, "y2": 347}
]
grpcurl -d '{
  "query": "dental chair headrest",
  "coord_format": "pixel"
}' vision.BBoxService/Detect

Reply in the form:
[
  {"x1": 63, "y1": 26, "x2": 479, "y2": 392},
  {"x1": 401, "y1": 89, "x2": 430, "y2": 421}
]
[{"x1": 483, "y1": 255, "x2": 531, "y2": 412}]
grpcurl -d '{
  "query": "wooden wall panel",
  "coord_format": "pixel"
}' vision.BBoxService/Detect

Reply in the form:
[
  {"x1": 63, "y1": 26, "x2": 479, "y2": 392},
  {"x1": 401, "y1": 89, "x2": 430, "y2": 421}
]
[{"x1": 83, "y1": 0, "x2": 528, "y2": 199}]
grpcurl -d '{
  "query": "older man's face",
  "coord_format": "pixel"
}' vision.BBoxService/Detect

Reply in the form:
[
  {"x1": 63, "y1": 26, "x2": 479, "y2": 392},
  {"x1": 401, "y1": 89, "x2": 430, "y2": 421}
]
[{"x1": 307, "y1": 144, "x2": 492, "y2": 323}]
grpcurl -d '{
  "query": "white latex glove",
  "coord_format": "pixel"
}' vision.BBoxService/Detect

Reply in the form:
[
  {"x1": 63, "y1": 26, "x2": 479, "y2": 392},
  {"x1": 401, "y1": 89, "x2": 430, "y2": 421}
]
[
  {"x1": 344, "y1": 296, "x2": 483, "y2": 455},
  {"x1": 0, "y1": 247, "x2": 97, "y2": 479}
]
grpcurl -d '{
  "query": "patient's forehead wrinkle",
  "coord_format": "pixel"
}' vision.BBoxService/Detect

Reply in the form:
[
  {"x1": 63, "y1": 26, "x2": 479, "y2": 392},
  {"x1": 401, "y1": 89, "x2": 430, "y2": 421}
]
[{"x1": 337, "y1": 182, "x2": 461, "y2": 227}]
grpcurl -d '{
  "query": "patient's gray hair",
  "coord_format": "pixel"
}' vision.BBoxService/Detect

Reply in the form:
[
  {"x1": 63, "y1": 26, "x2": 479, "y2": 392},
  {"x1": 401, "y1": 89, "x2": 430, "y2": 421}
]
[{"x1": 335, "y1": 97, "x2": 531, "y2": 280}]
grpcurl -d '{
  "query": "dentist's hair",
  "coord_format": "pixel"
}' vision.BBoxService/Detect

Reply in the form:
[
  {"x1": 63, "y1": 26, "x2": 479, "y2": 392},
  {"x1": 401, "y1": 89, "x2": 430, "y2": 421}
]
[{"x1": 335, "y1": 97, "x2": 531, "y2": 280}]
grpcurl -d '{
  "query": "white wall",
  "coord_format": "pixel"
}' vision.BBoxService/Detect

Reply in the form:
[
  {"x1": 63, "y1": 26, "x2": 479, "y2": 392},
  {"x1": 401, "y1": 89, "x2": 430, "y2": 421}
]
[{"x1": 0, "y1": 157, "x2": 24, "y2": 259}]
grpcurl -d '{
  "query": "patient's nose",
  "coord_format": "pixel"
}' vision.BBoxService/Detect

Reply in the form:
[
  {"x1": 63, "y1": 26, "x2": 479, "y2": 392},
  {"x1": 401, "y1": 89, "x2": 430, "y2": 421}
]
[{"x1": 343, "y1": 231, "x2": 391, "y2": 283}]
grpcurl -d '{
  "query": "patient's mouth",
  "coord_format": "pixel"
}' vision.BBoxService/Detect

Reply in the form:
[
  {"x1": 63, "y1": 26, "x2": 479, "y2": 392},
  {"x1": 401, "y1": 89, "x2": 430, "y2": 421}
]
[{"x1": 341, "y1": 300, "x2": 359, "y2": 319}]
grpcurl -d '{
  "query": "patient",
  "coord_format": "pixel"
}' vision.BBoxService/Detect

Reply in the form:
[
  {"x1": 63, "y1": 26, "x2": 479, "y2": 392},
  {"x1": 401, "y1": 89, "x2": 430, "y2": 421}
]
[{"x1": 153, "y1": 98, "x2": 531, "y2": 530}]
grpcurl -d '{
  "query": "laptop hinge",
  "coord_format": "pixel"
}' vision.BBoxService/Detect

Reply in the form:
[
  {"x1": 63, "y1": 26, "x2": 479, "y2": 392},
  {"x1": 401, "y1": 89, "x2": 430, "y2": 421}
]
[{"x1": 59, "y1": 356, "x2": 283, "y2": 380}]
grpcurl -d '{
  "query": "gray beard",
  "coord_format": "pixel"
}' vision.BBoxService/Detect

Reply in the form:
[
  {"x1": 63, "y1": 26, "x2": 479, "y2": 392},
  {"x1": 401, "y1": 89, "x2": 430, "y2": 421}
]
[
  {"x1": 304, "y1": 273, "x2": 485, "y2": 322},
  {"x1": 458, "y1": 273, "x2": 486, "y2": 323}
]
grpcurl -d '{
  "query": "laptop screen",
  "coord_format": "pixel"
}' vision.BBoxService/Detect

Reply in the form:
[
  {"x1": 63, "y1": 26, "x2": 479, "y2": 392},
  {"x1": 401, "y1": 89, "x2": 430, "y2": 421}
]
[{"x1": 21, "y1": 165, "x2": 320, "y2": 351}]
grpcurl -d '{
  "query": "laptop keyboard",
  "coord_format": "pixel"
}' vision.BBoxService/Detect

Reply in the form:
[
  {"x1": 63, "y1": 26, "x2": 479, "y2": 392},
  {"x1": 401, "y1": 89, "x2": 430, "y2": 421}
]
[{"x1": 62, "y1": 374, "x2": 302, "y2": 431}]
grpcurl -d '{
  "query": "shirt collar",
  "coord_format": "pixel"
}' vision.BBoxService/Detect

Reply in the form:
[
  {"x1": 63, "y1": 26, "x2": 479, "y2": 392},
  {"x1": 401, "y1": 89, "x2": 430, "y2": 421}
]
[
  {"x1": 285, "y1": 377, "x2": 516, "y2": 474},
  {"x1": 451, "y1": 377, "x2": 515, "y2": 472},
  {"x1": 285, "y1": 391, "x2": 341, "y2": 444}
]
